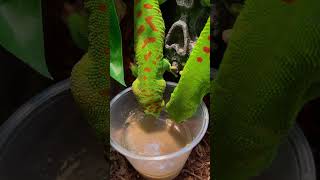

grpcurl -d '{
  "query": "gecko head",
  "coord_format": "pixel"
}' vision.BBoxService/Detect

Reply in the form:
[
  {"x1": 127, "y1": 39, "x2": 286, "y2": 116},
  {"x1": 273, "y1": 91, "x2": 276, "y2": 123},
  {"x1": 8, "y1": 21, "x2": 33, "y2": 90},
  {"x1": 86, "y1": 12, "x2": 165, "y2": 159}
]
[{"x1": 132, "y1": 78, "x2": 166, "y2": 117}]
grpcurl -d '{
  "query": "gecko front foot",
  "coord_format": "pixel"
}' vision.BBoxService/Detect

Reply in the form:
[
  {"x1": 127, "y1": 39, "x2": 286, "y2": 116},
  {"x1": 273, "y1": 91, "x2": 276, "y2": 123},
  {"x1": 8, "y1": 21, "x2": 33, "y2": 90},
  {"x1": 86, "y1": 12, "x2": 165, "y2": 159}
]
[{"x1": 132, "y1": 78, "x2": 166, "y2": 117}]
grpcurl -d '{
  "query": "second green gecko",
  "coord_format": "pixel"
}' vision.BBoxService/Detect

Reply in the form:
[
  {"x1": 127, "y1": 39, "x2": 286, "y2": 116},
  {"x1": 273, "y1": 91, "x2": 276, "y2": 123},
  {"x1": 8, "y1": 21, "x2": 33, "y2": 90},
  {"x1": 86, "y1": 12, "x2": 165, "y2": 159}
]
[
  {"x1": 71, "y1": 0, "x2": 109, "y2": 143},
  {"x1": 212, "y1": 0, "x2": 320, "y2": 179},
  {"x1": 166, "y1": 18, "x2": 210, "y2": 122}
]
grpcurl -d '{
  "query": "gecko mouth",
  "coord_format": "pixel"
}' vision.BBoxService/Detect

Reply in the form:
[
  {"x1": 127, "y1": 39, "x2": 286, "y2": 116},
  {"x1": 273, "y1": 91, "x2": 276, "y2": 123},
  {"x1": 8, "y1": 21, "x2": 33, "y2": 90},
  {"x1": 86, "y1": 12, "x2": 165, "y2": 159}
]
[{"x1": 165, "y1": 20, "x2": 190, "y2": 57}]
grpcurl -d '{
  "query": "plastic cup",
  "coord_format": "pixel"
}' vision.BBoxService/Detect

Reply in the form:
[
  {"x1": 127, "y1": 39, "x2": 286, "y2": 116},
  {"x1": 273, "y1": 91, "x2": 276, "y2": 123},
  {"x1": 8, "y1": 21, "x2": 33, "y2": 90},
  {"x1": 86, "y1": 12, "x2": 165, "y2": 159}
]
[{"x1": 110, "y1": 82, "x2": 209, "y2": 180}]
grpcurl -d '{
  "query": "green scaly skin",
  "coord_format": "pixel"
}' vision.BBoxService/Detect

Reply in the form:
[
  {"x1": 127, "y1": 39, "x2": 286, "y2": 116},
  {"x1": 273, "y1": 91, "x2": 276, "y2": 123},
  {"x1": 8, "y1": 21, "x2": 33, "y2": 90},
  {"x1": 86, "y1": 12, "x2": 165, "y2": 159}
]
[
  {"x1": 166, "y1": 18, "x2": 210, "y2": 122},
  {"x1": 212, "y1": 0, "x2": 320, "y2": 179},
  {"x1": 132, "y1": 0, "x2": 171, "y2": 116},
  {"x1": 70, "y1": 0, "x2": 109, "y2": 144},
  {"x1": 132, "y1": 1, "x2": 211, "y2": 120}
]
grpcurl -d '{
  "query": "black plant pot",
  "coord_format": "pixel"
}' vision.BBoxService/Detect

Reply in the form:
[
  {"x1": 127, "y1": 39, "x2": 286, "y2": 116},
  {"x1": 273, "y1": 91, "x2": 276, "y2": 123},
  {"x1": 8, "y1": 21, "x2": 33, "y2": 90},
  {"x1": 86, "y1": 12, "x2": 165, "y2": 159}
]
[{"x1": 0, "y1": 80, "x2": 107, "y2": 180}]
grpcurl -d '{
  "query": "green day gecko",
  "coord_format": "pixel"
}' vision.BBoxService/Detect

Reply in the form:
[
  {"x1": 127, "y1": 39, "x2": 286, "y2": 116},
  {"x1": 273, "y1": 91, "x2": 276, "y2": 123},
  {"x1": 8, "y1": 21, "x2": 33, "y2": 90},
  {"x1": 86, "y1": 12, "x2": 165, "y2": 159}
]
[
  {"x1": 212, "y1": 0, "x2": 320, "y2": 179},
  {"x1": 70, "y1": 0, "x2": 109, "y2": 143},
  {"x1": 166, "y1": 18, "x2": 210, "y2": 123},
  {"x1": 132, "y1": 0, "x2": 211, "y2": 120},
  {"x1": 132, "y1": 0, "x2": 172, "y2": 116}
]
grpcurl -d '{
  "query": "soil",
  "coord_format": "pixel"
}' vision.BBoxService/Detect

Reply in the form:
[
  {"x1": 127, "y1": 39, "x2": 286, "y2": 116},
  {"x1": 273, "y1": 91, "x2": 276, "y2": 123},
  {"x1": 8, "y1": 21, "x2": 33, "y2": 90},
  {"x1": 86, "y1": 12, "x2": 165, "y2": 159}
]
[{"x1": 110, "y1": 132, "x2": 210, "y2": 180}]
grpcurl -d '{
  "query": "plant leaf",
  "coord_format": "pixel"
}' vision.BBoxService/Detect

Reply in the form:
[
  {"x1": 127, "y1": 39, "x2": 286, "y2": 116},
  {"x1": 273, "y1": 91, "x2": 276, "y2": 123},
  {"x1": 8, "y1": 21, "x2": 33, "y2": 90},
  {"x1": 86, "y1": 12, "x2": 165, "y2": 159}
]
[
  {"x1": 109, "y1": 0, "x2": 126, "y2": 86},
  {"x1": 0, "y1": 0, "x2": 51, "y2": 78}
]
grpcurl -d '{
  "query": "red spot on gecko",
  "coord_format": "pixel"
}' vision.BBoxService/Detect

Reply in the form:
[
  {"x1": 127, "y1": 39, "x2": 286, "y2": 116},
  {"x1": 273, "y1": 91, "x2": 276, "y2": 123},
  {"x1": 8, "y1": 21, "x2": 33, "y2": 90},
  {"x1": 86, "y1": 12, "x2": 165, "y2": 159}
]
[
  {"x1": 144, "y1": 67, "x2": 152, "y2": 72},
  {"x1": 134, "y1": 0, "x2": 140, "y2": 5},
  {"x1": 153, "y1": 103, "x2": 162, "y2": 112},
  {"x1": 145, "y1": 16, "x2": 158, "y2": 32},
  {"x1": 148, "y1": 105, "x2": 155, "y2": 111},
  {"x1": 282, "y1": 0, "x2": 295, "y2": 4},
  {"x1": 151, "y1": 106, "x2": 158, "y2": 112},
  {"x1": 144, "y1": 4, "x2": 153, "y2": 9},
  {"x1": 143, "y1": 76, "x2": 147, "y2": 81},
  {"x1": 137, "y1": 10, "x2": 142, "y2": 17},
  {"x1": 208, "y1": 35, "x2": 211, "y2": 41},
  {"x1": 197, "y1": 57, "x2": 203, "y2": 63},
  {"x1": 99, "y1": 88, "x2": 109, "y2": 97},
  {"x1": 154, "y1": 102, "x2": 161, "y2": 109},
  {"x1": 144, "y1": 51, "x2": 152, "y2": 61},
  {"x1": 203, "y1": 46, "x2": 210, "y2": 54},
  {"x1": 152, "y1": 61, "x2": 157, "y2": 65},
  {"x1": 142, "y1": 37, "x2": 156, "y2": 48},
  {"x1": 137, "y1": 25, "x2": 145, "y2": 36},
  {"x1": 144, "y1": 93, "x2": 153, "y2": 97},
  {"x1": 149, "y1": 103, "x2": 158, "y2": 110},
  {"x1": 99, "y1": 4, "x2": 107, "y2": 12},
  {"x1": 105, "y1": 48, "x2": 110, "y2": 56}
]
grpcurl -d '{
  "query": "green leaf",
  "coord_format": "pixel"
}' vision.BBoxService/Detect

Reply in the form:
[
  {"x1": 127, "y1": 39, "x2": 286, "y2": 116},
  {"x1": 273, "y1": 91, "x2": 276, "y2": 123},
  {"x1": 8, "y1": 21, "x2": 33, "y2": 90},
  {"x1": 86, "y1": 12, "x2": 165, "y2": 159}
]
[
  {"x1": 159, "y1": 0, "x2": 167, "y2": 4},
  {"x1": 109, "y1": 0, "x2": 126, "y2": 86},
  {"x1": 0, "y1": 0, "x2": 51, "y2": 78}
]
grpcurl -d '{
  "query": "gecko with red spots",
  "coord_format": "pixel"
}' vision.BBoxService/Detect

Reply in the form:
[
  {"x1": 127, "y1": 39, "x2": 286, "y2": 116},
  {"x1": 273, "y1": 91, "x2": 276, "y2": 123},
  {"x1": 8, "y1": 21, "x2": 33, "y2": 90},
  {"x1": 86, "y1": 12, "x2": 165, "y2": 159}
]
[
  {"x1": 70, "y1": 0, "x2": 110, "y2": 143},
  {"x1": 131, "y1": 0, "x2": 172, "y2": 116},
  {"x1": 131, "y1": 0, "x2": 211, "y2": 120}
]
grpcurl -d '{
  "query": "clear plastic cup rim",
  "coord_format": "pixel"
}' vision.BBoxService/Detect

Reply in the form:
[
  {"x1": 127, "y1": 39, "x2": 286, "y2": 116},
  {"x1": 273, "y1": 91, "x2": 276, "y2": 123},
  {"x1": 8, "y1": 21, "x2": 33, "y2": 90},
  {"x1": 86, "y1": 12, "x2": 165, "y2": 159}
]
[{"x1": 110, "y1": 82, "x2": 209, "y2": 161}]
